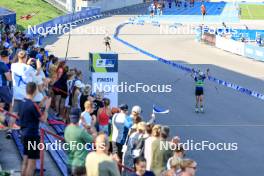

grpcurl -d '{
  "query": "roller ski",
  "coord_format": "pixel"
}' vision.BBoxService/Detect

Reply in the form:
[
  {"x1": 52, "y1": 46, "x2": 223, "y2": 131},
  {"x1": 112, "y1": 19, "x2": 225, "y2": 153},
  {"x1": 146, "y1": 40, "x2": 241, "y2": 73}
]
[{"x1": 195, "y1": 106, "x2": 204, "y2": 113}]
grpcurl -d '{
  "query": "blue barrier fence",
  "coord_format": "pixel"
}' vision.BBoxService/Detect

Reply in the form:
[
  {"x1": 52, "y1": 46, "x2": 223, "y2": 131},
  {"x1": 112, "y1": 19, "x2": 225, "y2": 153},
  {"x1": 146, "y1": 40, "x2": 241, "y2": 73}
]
[
  {"x1": 234, "y1": 29, "x2": 264, "y2": 41},
  {"x1": 244, "y1": 44, "x2": 264, "y2": 62},
  {"x1": 25, "y1": 7, "x2": 100, "y2": 37},
  {"x1": 114, "y1": 23, "x2": 264, "y2": 101}
]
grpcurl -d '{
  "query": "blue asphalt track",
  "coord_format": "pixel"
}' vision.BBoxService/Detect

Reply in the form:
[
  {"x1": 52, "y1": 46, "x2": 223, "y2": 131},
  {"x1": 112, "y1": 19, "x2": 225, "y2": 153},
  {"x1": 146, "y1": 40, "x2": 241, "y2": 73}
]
[
  {"x1": 44, "y1": 10, "x2": 264, "y2": 176},
  {"x1": 110, "y1": 24, "x2": 264, "y2": 176}
]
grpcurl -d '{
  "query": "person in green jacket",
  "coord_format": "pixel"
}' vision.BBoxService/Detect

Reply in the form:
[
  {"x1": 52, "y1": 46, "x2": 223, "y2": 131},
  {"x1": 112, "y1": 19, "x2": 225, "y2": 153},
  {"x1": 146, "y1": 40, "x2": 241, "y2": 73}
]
[
  {"x1": 64, "y1": 108, "x2": 94, "y2": 176},
  {"x1": 150, "y1": 126, "x2": 172, "y2": 176}
]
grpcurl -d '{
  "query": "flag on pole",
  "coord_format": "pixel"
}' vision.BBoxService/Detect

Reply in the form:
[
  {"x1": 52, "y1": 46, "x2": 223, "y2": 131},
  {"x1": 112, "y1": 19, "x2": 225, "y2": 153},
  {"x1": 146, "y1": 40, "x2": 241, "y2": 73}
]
[{"x1": 152, "y1": 105, "x2": 169, "y2": 114}]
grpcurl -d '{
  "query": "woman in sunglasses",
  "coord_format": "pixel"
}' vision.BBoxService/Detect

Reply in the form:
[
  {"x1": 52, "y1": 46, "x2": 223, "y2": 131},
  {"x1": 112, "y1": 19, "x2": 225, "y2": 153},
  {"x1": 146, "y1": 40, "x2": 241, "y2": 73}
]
[{"x1": 179, "y1": 159, "x2": 197, "y2": 176}]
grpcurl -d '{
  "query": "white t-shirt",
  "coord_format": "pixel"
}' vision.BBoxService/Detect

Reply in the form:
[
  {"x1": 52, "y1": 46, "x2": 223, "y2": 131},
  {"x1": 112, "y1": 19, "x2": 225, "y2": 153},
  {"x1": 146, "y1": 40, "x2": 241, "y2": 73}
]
[
  {"x1": 11, "y1": 63, "x2": 34, "y2": 100},
  {"x1": 144, "y1": 136, "x2": 155, "y2": 170},
  {"x1": 79, "y1": 111, "x2": 92, "y2": 128},
  {"x1": 32, "y1": 69, "x2": 45, "y2": 102},
  {"x1": 112, "y1": 113, "x2": 126, "y2": 143}
]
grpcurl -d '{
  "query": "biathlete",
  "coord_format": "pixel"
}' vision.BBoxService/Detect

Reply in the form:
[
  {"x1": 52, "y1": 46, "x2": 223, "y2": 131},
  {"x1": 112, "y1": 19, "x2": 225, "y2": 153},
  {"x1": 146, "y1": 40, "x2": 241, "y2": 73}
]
[
  {"x1": 191, "y1": 68, "x2": 210, "y2": 113},
  {"x1": 104, "y1": 33, "x2": 111, "y2": 52}
]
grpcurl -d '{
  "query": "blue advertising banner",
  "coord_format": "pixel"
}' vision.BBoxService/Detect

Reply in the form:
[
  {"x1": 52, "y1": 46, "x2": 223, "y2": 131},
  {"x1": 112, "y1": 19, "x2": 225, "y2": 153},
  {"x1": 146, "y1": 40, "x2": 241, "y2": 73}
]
[{"x1": 244, "y1": 44, "x2": 264, "y2": 62}]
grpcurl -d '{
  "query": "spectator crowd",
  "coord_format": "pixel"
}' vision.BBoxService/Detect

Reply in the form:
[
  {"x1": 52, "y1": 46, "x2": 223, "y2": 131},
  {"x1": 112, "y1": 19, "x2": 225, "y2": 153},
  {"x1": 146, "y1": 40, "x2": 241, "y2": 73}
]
[{"x1": 0, "y1": 20, "x2": 198, "y2": 176}]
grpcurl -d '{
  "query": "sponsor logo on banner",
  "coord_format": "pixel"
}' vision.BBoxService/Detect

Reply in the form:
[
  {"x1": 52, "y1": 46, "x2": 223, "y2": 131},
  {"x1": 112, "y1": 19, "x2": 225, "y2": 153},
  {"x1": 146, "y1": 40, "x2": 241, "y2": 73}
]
[{"x1": 96, "y1": 59, "x2": 116, "y2": 68}]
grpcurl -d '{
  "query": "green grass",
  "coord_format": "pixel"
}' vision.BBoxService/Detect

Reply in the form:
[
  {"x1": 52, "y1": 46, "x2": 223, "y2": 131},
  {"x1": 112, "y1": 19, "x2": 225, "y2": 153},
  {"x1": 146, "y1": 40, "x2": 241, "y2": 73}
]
[
  {"x1": 0, "y1": 0, "x2": 64, "y2": 30},
  {"x1": 240, "y1": 4, "x2": 264, "y2": 20}
]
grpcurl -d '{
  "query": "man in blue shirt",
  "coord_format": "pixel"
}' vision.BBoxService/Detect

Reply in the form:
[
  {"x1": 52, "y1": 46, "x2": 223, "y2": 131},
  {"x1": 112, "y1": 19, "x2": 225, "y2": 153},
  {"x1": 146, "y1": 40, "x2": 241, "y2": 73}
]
[
  {"x1": 19, "y1": 82, "x2": 51, "y2": 176},
  {"x1": 191, "y1": 68, "x2": 210, "y2": 113},
  {"x1": 0, "y1": 50, "x2": 12, "y2": 109}
]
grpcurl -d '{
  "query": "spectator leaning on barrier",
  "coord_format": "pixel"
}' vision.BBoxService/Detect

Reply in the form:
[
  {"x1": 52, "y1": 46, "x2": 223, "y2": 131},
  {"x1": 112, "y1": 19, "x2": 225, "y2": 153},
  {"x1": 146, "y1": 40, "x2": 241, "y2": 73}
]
[
  {"x1": 150, "y1": 125, "x2": 173, "y2": 176},
  {"x1": 19, "y1": 82, "x2": 51, "y2": 176},
  {"x1": 64, "y1": 108, "x2": 94, "y2": 176},
  {"x1": 86, "y1": 133, "x2": 120, "y2": 176}
]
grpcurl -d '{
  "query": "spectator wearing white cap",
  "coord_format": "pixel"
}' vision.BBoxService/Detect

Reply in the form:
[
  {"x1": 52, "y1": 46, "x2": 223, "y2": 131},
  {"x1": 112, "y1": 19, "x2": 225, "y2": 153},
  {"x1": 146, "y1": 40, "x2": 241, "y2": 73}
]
[
  {"x1": 131, "y1": 105, "x2": 142, "y2": 125},
  {"x1": 111, "y1": 104, "x2": 133, "y2": 161},
  {"x1": 71, "y1": 80, "x2": 84, "y2": 109}
]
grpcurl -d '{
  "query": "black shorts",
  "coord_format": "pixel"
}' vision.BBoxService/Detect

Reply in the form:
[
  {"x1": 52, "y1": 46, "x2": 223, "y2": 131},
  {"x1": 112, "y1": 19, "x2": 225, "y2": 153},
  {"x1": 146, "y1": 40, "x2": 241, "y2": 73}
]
[
  {"x1": 195, "y1": 88, "x2": 204, "y2": 96},
  {"x1": 22, "y1": 136, "x2": 40, "y2": 159},
  {"x1": 202, "y1": 12, "x2": 206, "y2": 16},
  {"x1": 105, "y1": 42, "x2": 110, "y2": 46}
]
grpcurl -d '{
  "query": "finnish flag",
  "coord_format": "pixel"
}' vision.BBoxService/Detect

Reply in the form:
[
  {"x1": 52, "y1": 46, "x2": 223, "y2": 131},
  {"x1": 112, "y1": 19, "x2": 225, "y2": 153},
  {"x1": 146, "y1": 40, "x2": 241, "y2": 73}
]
[{"x1": 152, "y1": 105, "x2": 169, "y2": 114}]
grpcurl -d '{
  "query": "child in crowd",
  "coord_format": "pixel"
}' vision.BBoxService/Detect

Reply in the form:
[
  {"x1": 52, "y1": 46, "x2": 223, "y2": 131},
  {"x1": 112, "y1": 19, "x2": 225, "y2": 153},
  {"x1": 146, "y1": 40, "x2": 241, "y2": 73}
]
[{"x1": 79, "y1": 100, "x2": 97, "y2": 137}]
